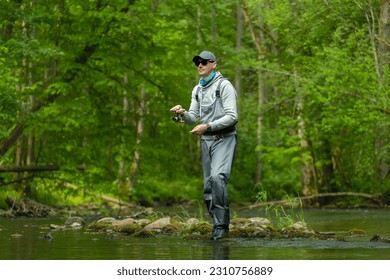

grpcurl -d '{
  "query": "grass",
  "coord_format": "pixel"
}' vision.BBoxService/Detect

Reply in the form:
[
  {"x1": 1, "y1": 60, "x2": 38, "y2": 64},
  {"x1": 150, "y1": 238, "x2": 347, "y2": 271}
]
[{"x1": 255, "y1": 187, "x2": 305, "y2": 229}]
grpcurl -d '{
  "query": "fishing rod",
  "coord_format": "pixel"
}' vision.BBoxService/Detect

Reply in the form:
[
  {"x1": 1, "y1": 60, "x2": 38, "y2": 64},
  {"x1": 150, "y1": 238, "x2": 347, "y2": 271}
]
[
  {"x1": 77, "y1": 107, "x2": 183, "y2": 123},
  {"x1": 124, "y1": 108, "x2": 184, "y2": 123}
]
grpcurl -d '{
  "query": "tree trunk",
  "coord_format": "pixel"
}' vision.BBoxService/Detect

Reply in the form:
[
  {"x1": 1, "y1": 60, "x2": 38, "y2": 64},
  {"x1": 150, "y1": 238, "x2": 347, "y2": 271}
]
[
  {"x1": 211, "y1": 3, "x2": 217, "y2": 42},
  {"x1": 378, "y1": 1, "x2": 390, "y2": 79},
  {"x1": 240, "y1": 0, "x2": 266, "y2": 184},
  {"x1": 256, "y1": 71, "x2": 264, "y2": 183},
  {"x1": 376, "y1": 0, "x2": 390, "y2": 180},
  {"x1": 235, "y1": 1, "x2": 243, "y2": 108},
  {"x1": 127, "y1": 80, "x2": 146, "y2": 193},
  {"x1": 296, "y1": 94, "x2": 316, "y2": 195},
  {"x1": 117, "y1": 73, "x2": 130, "y2": 194}
]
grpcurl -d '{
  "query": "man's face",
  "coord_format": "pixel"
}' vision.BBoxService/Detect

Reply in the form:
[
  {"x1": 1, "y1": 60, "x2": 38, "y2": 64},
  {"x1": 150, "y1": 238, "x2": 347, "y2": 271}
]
[{"x1": 194, "y1": 59, "x2": 216, "y2": 79}]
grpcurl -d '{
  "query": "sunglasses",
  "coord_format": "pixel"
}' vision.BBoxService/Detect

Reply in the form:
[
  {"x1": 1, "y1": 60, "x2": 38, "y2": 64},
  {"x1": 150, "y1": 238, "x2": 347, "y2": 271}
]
[{"x1": 194, "y1": 59, "x2": 214, "y2": 67}]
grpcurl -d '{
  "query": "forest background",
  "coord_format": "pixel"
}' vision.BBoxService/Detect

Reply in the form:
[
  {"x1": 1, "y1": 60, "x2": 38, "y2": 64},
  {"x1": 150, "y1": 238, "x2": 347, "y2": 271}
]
[{"x1": 0, "y1": 0, "x2": 389, "y2": 210}]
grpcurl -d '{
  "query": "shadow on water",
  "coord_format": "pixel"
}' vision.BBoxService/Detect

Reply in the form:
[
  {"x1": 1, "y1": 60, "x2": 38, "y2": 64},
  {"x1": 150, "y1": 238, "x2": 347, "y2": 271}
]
[{"x1": 0, "y1": 209, "x2": 389, "y2": 260}]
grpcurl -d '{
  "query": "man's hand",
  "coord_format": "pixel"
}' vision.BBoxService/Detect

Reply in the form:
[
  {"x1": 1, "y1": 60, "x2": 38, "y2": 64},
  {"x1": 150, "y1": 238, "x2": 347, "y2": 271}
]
[
  {"x1": 170, "y1": 105, "x2": 186, "y2": 115},
  {"x1": 190, "y1": 124, "x2": 208, "y2": 135}
]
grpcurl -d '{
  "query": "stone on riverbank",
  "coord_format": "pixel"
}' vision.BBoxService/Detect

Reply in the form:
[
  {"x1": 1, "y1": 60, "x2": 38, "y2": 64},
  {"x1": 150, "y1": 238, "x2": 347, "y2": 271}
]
[
  {"x1": 182, "y1": 222, "x2": 213, "y2": 239},
  {"x1": 82, "y1": 214, "x2": 388, "y2": 243}
]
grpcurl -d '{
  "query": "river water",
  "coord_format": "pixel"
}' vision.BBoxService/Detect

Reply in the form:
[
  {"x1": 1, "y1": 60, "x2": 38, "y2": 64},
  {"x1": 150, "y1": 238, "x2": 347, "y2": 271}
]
[{"x1": 0, "y1": 208, "x2": 389, "y2": 260}]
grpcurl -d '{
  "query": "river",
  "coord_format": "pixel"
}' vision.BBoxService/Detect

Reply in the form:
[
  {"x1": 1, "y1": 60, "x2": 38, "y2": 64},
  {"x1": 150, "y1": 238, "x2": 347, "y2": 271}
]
[{"x1": 0, "y1": 208, "x2": 389, "y2": 260}]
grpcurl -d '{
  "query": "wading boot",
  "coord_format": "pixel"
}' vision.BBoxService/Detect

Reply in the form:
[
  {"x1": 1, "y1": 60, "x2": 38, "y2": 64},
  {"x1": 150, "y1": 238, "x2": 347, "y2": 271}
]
[{"x1": 211, "y1": 226, "x2": 229, "y2": 240}]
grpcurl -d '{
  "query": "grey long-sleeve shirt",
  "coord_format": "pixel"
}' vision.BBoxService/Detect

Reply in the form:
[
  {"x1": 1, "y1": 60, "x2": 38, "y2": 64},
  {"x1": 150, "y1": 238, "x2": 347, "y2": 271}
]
[{"x1": 182, "y1": 72, "x2": 238, "y2": 133}]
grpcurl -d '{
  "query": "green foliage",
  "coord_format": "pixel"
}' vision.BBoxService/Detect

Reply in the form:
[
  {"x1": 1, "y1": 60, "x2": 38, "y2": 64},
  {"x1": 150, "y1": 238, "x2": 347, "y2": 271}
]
[
  {"x1": 131, "y1": 178, "x2": 202, "y2": 206},
  {"x1": 0, "y1": 47, "x2": 19, "y2": 137},
  {"x1": 0, "y1": 0, "x2": 388, "y2": 208}
]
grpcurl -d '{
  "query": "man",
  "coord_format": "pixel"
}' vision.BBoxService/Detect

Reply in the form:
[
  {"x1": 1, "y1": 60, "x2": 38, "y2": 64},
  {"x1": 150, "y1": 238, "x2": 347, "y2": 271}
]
[{"x1": 170, "y1": 50, "x2": 238, "y2": 240}]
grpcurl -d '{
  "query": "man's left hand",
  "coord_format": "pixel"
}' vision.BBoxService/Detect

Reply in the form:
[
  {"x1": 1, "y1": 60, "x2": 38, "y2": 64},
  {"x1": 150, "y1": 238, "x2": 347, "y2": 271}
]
[{"x1": 190, "y1": 124, "x2": 208, "y2": 135}]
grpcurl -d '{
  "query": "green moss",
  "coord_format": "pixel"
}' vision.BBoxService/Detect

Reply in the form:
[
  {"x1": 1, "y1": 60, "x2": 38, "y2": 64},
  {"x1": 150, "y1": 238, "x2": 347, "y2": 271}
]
[
  {"x1": 86, "y1": 222, "x2": 113, "y2": 232},
  {"x1": 161, "y1": 224, "x2": 181, "y2": 235},
  {"x1": 230, "y1": 218, "x2": 250, "y2": 227},
  {"x1": 230, "y1": 227, "x2": 268, "y2": 238},
  {"x1": 133, "y1": 229, "x2": 156, "y2": 238},
  {"x1": 182, "y1": 222, "x2": 212, "y2": 237},
  {"x1": 116, "y1": 224, "x2": 142, "y2": 235},
  {"x1": 346, "y1": 228, "x2": 367, "y2": 237}
]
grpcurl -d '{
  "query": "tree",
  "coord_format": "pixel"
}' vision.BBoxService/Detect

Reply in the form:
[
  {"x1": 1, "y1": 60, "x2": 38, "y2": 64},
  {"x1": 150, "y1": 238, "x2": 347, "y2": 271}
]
[{"x1": 0, "y1": 0, "x2": 388, "y2": 208}]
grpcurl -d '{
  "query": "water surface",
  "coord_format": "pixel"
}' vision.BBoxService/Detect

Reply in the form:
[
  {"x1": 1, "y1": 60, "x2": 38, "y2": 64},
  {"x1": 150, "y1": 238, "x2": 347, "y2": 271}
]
[{"x1": 0, "y1": 208, "x2": 389, "y2": 260}]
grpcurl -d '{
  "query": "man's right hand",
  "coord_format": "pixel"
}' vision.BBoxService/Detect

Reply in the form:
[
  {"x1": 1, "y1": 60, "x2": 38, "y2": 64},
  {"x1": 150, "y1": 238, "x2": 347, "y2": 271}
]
[{"x1": 170, "y1": 105, "x2": 186, "y2": 115}]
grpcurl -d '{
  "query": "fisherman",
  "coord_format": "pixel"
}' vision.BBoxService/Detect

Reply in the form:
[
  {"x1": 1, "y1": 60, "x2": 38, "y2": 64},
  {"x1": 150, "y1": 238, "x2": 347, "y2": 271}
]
[{"x1": 170, "y1": 50, "x2": 238, "y2": 240}]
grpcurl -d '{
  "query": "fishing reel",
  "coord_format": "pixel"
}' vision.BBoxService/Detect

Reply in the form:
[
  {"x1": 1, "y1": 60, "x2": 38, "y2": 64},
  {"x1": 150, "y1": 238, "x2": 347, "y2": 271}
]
[{"x1": 172, "y1": 114, "x2": 183, "y2": 123}]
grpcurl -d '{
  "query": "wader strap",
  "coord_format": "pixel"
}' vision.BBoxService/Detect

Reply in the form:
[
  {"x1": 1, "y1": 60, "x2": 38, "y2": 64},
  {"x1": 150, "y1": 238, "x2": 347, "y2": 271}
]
[
  {"x1": 195, "y1": 78, "x2": 226, "y2": 102},
  {"x1": 197, "y1": 78, "x2": 237, "y2": 135}
]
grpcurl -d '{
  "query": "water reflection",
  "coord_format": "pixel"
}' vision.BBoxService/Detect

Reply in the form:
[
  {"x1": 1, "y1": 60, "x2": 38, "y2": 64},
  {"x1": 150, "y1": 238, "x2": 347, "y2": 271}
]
[
  {"x1": 0, "y1": 209, "x2": 389, "y2": 260},
  {"x1": 211, "y1": 242, "x2": 230, "y2": 260}
]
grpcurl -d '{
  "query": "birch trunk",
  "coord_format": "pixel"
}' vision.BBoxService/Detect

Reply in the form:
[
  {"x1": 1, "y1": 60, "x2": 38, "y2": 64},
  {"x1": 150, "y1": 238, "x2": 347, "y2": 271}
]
[
  {"x1": 117, "y1": 74, "x2": 130, "y2": 194},
  {"x1": 235, "y1": 2, "x2": 243, "y2": 103},
  {"x1": 296, "y1": 94, "x2": 316, "y2": 195},
  {"x1": 240, "y1": 0, "x2": 266, "y2": 183},
  {"x1": 376, "y1": 0, "x2": 390, "y2": 179},
  {"x1": 256, "y1": 72, "x2": 264, "y2": 183},
  {"x1": 127, "y1": 82, "x2": 146, "y2": 193}
]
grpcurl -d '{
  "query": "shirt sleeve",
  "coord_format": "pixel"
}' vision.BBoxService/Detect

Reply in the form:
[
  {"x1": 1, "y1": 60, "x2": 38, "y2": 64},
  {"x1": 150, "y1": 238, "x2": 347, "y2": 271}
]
[{"x1": 182, "y1": 85, "x2": 200, "y2": 125}]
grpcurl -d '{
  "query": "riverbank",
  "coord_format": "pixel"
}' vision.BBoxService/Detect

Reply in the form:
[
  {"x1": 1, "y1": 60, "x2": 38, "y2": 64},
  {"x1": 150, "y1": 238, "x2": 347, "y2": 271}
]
[
  {"x1": 1, "y1": 197, "x2": 389, "y2": 246},
  {"x1": 1, "y1": 191, "x2": 389, "y2": 219}
]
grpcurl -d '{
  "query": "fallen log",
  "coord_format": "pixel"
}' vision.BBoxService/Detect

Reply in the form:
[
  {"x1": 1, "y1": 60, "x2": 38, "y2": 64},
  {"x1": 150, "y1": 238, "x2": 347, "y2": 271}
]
[
  {"x1": 64, "y1": 182, "x2": 134, "y2": 208},
  {"x1": 0, "y1": 165, "x2": 60, "y2": 173},
  {"x1": 5, "y1": 196, "x2": 54, "y2": 217}
]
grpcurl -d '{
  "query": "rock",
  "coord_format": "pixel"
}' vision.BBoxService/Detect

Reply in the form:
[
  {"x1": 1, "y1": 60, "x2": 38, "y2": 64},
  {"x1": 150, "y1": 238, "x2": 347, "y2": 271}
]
[
  {"x1": 43, "y1": 232, "x2": 53, "y2": 240},
  {"x1": 231, "y1": 218, "x2": 251, "y2": 227},
  {"x1": 230, "y1": 227, "x2": 268, "y2": 238},
  {"x1": 84, "y1": 214, "x2": 321, "y2": 240},
  {"x1": 182, "y1": 222, "x2": 212, "y2": 238},
  {"x1": 136, "y1": 219, "x2": 151, "y2": 226},
  {"x1": 11, "y1": 233, "x2": 23, "y2": 238},
  {"x1": 185, "y1": 218, "x2": 200, "y2": 227},
  {"x1": 86, "y1": 220, "x2": 114, "y2": 232},
  {"x1": 112, "y1": 218, "x2": 135, "y2": 226},
  {"x1": 161, "y1": 224, "x2": 181, "y2": 235},
  {"x1": 116, "y1": 224, "x2": 142, "y2": 235},
  {"x1": 96, "y1": 217, "x2": 116, "y2": 224},
  {"x1": 291, "y1": 221, "x2": 307, "y2": 231},
  {"x1": 231, "y1": 217, "x2": 271, "y2": 230},
  {"x1": 133, "y1": 229, "x2": 155, "y2": 238},
  {"x1": 248, "y1": 217, "x2": 271, "y2": 227},
  {"x1": 50, "y1": 224, "x2": 65, "y2": 230},
  {"x1": 65, "y1": 216, "x2": 85, "y2": 226},
  {"x1": 346, "y1": 228, "x2": 366, "y2": 237},
  {"x1": 303, "y1": 229, "x2": 316, "y2": 234},
  {"x1": 143, "y1": 217, "x2": 171, "y2": 231},
  {"x1": 69, "y1": 222, "x2": 83, "y2": 229},
  {"x1": 370, "y1": 235, "x2": 390, "y2": 243}
]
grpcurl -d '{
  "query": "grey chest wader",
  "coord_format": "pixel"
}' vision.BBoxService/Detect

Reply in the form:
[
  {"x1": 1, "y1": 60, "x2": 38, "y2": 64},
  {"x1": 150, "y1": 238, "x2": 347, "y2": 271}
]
[{"x1": 197, "y1": 79, "x2": 237, "y2": 229}]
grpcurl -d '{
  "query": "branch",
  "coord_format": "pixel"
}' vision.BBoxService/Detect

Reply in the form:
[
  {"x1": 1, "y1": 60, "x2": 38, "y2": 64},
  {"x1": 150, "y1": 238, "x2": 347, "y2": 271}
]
[
  {"x1": 0, "y1": 165, "x2": 60, "y2": 173},
  {"x1": 242, "y1": 192, "x2": 379, "y2": 210},
  {"x1": 240, "y1": 0, "x2": 266, "y2": 57},
  {"x1": 0, "y1": 124, "x2": 24, "y2": 157}
]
